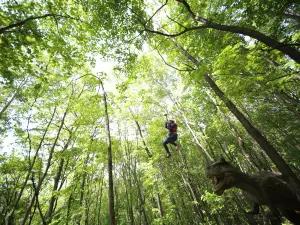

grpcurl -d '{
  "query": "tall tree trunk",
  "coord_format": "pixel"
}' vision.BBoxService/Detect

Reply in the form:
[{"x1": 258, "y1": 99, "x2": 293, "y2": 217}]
[
  {"x1": 204, "y1": 74, "x2": 300, "y2": 188},
  {"x1": 122, "y1": 164, "x2": 135, "y2": 225},
  {"x1": 95, "y1": 167, "x2": 105, "y2": 225},
  {"x1": 132, "y1": 160, "x2": 149, "y2": 225},
  {"x1": 99, "y1": 80, "x2": 116, "y2": 225},
  {"x1": 45, "y1": 158, "x2": 64, "y2": 224},
  {"x1": 46, "y1": 129, "x2": 77, "y2": 223},
  {"x1": 6, "y1": 106, "x2": 57, "y2": 225},
  {"x1": 211, "y1": 96, "x2": 266, "y2": 170},
  {"x1": 21, "y1": 107, "x2": 68, "y2": 225},
  {"x1": 170, "y1": 36, "x2": 300, "y2": 192},
  {"x1": 180, "y1": 111, "x2": 213, "y2": 161},
  {"x1": 157, "y1": 193, "x2": 164, "y2": 223},
  {"x1": 66, "y1": 193, "x2": 72, "y2": 225},
  {"x1": 124, "y1": 141, "x2": 136, "y2": 225}
]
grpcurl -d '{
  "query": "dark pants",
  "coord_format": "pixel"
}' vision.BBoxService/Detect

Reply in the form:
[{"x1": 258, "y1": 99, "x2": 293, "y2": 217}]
[{"x1": 163, "y1": 133, "x2": 178, "y2": 154}]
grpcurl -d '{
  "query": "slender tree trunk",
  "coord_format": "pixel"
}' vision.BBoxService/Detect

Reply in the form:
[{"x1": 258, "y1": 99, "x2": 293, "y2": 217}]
[
  {"x1": 0, "y1": 79, "x2": 27, "y2": 118},
  {"x1": 157, "y1": 193, "x2": 164, "y2": 222},
  {"x1": 0, "y1": 91, "x2": 18, "y2": 118},
  {"x1": 157, "y1": 160, "x2": 183, "y2": 223},
  {"x1": 169, "y1": 195, "x2": 182, "y2": 223},
  {"x1": 129, "y1": 109, "x2": 152, "y2": 157},
  {"x1": 132, "y1": 160, "x2": 149, "y2": 225},
  {"x1": 180, "y1": 112, "x2": 213, "y2": 161},
  {"x1": 114, "y1": 179, "x2": 119, "y2": 224},
  {"x1": 46, "y1": 129, "x2": 75, "y2": 223},
  {"x1": 31, "y1": 176, "x2": 47, "y2": 225},
  {"x1": 170, "y1": 36, "x2": 300, "y2": 192},
  {"x1": 99, "y1": 80, "x2": 116, "y2": 225},
  {"x1": 122, "y1": 164, "x2": 135, "y2": 225},
  {"x1": 45, "y1": 158, "x2": 64, "y2": 224},
  {"x1": 21, "y1": 107, "x2": 68, "y2": 225},
  {"x1": 6, "y1": 106, "x2": 57, "y2": 225},
  {"x1": 95, "y1": 167, "x2": 105, "y2": 225},
  {"x1": 176, "y1": 150, "x2": 205, "y2": 222}
]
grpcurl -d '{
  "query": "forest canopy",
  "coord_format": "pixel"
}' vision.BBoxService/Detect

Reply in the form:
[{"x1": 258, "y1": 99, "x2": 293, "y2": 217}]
[{"x1": 1, "y1": 0, "x2": 300, "y2": 224}]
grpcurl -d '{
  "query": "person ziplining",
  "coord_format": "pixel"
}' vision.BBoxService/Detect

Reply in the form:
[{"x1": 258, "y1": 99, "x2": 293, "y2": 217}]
[{"x1": 163, "y1": 114, "x2": 180, "y2": 158}]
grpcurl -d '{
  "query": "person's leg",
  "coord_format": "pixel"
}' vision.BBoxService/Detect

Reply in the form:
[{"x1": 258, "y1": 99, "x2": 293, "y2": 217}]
[
  {"x1": 163, "y1": 138, "x2": 171, "y2": 155},
  {"x1": 169, "y1": 133, "x2": 180, "y2": 149},
  {"x1": 163, "y1": 134, "x2": 180, "y2": 157}
]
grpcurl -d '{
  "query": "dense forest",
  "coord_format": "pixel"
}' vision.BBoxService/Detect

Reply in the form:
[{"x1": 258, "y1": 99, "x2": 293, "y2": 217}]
[{"x1": 1, "y1": 0, "x2": 300, "y2": 224}]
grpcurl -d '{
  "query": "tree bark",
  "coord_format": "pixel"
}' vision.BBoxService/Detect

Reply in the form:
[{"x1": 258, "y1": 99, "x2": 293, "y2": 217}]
[
  {"x1": 99, "y1": 80, "x2": 116, "y2": 225},
  {"x1": 95, "y1": 167, "x2": 105, "y2": 225},
  {"x1": 66, "y1": 193, "x2": 72, "y2": 225}
]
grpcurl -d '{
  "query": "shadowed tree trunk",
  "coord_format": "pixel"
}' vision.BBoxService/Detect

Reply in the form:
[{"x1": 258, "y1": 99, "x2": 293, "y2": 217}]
[
  {"x1": 100, "y1": 80, "x2": 116, "y2": 225},
  {"x1": 46, "y1": 129, "x2": 76, "y2": 224},
  {"x1": 157, "y1": 193, "x2": 164, "y2": 224},
  {"x1": 46, "y1": 158, "x2": 64, "y2": 224},
  {"x1": 168, "y1": 36, "x2": 300, "y2": 193}
]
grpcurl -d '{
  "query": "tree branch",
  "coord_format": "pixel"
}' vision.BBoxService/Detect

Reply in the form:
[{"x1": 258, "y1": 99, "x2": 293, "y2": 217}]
[
  {"x1": 0, "y1": 13, "x2": 76, "y2": 34},
  {"x1": 144, "y1": 25, "x2": 208, "y2": 37},
  {"x1": 146, "y1": 0, "x2": 168, "y2": 25},
  {"x1": 167, "y1": 15, "x2": 187, "y2": 29},
  {"x1": 157, "y1": 48, "x2": 195, "y2": 71},
  {"x1": 175, "y1": 0, "x2": 300, "y2": 63},
  {"x1": 0, "y1": 14, "x2": 56, "y2": 34}
]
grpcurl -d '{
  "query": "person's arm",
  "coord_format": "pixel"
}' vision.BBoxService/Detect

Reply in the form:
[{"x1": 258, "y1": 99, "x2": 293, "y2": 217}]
[{"x1": 165, "y1": 121, "x2": 169, "y2": 129}]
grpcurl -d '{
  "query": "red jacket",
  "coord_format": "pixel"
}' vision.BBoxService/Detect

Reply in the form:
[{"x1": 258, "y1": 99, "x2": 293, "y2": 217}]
[{"x1": 165, "y1": 121, "x2": 177, "y2": 133}]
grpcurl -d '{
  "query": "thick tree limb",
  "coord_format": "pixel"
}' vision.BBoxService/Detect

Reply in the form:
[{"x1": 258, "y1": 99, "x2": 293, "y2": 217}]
[
  {"x1": 142, "y1": 0, "x2": 300, "y2": 63},
  {"x1": 176, "y1": 0, "x2": 300, "y2": 63},
  {"x1": 0, "y1": 13, "x2": 75, "y2": 34},
  {"x1": 0, "y1": 14, "x2": 57, "y2": 34}
]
